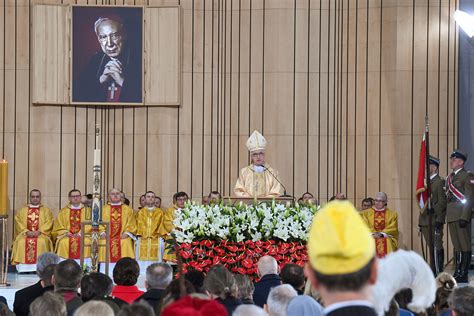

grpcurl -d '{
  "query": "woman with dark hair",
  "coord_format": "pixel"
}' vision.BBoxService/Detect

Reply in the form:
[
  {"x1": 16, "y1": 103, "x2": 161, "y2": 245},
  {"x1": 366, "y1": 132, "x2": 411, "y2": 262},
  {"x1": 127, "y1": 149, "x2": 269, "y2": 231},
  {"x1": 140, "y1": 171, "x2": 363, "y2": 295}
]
[
  {"x1": 204, "y1": 265, "x2": 242, "y2": 314},
  {"x1": 111, "y1": 257, "x2": 144, "y2": 303}
]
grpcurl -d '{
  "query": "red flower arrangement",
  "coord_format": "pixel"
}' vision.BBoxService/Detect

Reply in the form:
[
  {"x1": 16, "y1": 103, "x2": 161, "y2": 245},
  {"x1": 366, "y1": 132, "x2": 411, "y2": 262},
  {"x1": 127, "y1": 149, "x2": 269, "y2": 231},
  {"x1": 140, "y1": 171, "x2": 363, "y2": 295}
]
[{"x1": 177, "y1": 239, "x2": 308, "y2": 280}]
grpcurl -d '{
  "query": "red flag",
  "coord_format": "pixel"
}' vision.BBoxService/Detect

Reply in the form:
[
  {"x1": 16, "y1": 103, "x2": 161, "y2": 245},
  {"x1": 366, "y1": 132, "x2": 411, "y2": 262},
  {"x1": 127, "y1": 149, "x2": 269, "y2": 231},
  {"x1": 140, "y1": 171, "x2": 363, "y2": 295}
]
[{"x1": 416, "y1": 133, "x2": 428, "y2": 209}]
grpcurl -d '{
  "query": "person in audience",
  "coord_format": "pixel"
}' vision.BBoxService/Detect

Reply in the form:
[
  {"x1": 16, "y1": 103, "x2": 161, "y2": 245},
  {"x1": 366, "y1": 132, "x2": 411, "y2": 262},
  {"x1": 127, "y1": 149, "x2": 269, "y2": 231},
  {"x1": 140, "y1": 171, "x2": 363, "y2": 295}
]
[
  {"x1": 281, "y1": 263, "x2": 305, "y2": 295},
  {"x1": 264, "y1": 284, "x2": 297, "y2": 316},
  {"x1": 287, "y1": 295, "x2": 325, "y2": 316},
  {"x1": 298, "y1": 192, "x2": 318, "y2": 206},
  {"x1": 154, "y1": 196, "x2": 162, "y2": 208},
  {"x1": 52, "y1": 259, "x2": 83, "y2": 316},
  {"x1": 253, "y1": 255, "x2": 282, "y2": 307},
  {"x1": 136, "y1": 262, "x2": 173, "y2": 310},
  {"x1": 11, "y1": 189, "x2": 54, "y2": 272},
  {"x1": 208, "y1": 191, "x2": 222, "y2": 204},
  {"x1": 80, "y1": 272, "x2": 125, "y2": 312},
  {"x1": 201, "y1": 195, "x2": 209, "y2": 205},
  {"x1": 433, "y1": 272, "x2": 457, "y2": 315},
  {"x1": 234, "y1": 274, "x2": 255, "y2": 304},
  {"x1": 204, "y1": 264, "x2": 242, "y2": 315},
  {"x1": 159, "y1": 278, "x2": 197, "y2": 313},
  {"x1": 185, "y1": 269, "x2": 205, "y2": 293},
  {"x1": 29, "y1": 291, "x2": 67, "y2": 316},
  {"x1": 161, "y1": 296, "x2": 227, "y2": 316},
  {"x1": 111, "y1": 257, "x2": 144, "y2": 303},
  {"x1": 74, "y1": 301, "x2": 114, "y2": 316},
  {"x1": 371, "y1": 250, "x2": 436, "y2": 315},
  {"x1": 136, "y1": 191, "x2": 164, "y2": 271},
  {"x1": 447, "y1": 286, "x2": 474, "y2": 316},
  {"x1": 52, "y1": 189, "x2": 91, "y2": 262},
  {"x1": 100, "y1": 188, "x2": 137, "y2": 272},
  {"x1": 360, "y1": 191, "x2": 399, "y2": 257},
  {"x1": 306, "y1": 200, "x2": 378, "y2": 315},
  {"x1": 13, "y1": 252, "x2": 59, "y2": 316},
  {"x1": 361, "y1": 197, "x2": 374, "y2": 210},
  {"x1": 0, "y1": 301, "x2": 14, "y2": 316},
  {"x1": 234, "y1": 130, "x2": 284, "y2": 197},
  {"x1": 303, "y1": 278, "x2": 324, "y2": 305},
  {"x1": 233, "y1": 304, "x2": 267, "y2": 316},
  {"x1": 117, "y1": 301, "x2": 155, "y2": 316}
]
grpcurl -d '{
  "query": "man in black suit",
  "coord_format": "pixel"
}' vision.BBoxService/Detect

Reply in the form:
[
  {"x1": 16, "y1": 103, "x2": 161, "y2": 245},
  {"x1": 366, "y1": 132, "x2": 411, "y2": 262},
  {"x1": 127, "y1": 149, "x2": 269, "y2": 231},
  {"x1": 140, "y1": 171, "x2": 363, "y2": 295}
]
[
  {"x1": 253, "y1": 255, "x2": 282, "y2": 308},
  {"x1": 13, "y1": 252, "x2": 59, "y2": 316},
  {"x1": 305, "y1": 201, "x2": 378, "y2": 316},
  {"x1": 136, "y1": 262, "x2": 172, "y2": 309}
]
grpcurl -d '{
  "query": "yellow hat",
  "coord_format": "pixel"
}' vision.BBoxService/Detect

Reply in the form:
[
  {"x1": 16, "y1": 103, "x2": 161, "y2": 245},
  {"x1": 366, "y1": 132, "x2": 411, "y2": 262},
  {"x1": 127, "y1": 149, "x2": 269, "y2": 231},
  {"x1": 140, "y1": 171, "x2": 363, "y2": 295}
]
[
  {"x1": 308, "y1": 200, "x2": 375, "y2": 275},
  {"x1": 246, "y1": 130, "x2": 267, "y2": 153}
]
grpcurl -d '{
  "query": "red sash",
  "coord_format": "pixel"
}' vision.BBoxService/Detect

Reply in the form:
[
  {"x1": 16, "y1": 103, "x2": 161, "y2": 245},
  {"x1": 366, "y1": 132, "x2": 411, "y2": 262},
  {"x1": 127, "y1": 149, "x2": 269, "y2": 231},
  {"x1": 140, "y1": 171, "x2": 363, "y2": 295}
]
[
  {"x1": 68, "y1": 208, "x2": 82, "y2": 259},
  {"x1": 110, "y1": 205, "x2": 122, "y2": 263},
  {"x1": 25, "y1": 207, "x2": 40, "y2": 264},
  {"x1": 373, "y1": 210, "x2": 388, "y2": 258},
  {"x1": 446, "y1": 173, "x2": 466, "y2": 203}
]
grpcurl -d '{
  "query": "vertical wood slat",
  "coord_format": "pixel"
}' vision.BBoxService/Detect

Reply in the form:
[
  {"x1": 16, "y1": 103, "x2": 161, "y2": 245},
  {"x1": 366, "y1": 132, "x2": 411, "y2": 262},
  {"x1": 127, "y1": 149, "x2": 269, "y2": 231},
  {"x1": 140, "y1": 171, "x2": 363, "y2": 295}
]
[{"x1": 0, "y1": 0, "x2": 460, "y2": 254}]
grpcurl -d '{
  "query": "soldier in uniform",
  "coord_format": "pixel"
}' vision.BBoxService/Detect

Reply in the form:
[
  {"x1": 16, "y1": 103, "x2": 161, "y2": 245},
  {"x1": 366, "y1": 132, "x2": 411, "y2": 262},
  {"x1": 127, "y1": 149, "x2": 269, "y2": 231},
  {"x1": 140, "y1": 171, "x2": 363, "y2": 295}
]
[
  {"x1": 446, "y1": 149, "x2": 474, "y2": 283},
  {"x1": 418, "y1": 156, "x2": 447, "y2": 274}
]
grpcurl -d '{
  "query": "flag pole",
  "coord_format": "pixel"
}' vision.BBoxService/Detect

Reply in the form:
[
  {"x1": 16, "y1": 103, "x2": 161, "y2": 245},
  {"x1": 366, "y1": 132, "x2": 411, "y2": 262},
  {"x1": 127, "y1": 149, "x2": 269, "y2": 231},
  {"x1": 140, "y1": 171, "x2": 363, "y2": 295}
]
[{"x1": 425, "y1": 116, "x2": 435, "y2": 273}]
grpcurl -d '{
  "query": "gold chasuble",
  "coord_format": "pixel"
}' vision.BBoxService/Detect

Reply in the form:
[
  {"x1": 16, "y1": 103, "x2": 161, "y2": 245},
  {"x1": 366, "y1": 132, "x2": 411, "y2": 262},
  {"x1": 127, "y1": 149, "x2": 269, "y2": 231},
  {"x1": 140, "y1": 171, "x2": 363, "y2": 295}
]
[
  {"x1": 234, "y1": 164, "x2": 283, "y2": 197},
  {"x1": 52, "y1": 204, "x2": 91, "y2": 259},
  {"x1": 361, "y1": 207, "x2": 399, "y2": 257},
  {"x1": 100, "y1": 203, "x2": 137, "y2": 262},
  {"x1": 136, "y1": 207, "x2": 163, "y2": 261},
  {"x1": 161, "y1": 206, "x2": 177, "y2": 262},
  {"x1": 11, "y1": 205, "x2": 53, "y2": 264}
]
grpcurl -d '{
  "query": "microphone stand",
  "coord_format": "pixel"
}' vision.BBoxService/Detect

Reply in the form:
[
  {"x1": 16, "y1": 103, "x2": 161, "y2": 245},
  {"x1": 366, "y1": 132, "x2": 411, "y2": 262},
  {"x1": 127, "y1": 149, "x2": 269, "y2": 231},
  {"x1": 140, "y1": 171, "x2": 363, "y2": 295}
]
[{"x1": 261, "y1": 165, "x2": 292, "y2": 198}]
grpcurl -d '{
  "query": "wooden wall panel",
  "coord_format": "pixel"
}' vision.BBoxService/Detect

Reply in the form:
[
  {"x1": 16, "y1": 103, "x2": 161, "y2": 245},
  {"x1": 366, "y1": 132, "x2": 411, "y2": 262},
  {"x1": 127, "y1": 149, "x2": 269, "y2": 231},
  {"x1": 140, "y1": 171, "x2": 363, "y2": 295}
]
[{"x1": 0, "y1": 0, "x2": 460, "y2": 260}]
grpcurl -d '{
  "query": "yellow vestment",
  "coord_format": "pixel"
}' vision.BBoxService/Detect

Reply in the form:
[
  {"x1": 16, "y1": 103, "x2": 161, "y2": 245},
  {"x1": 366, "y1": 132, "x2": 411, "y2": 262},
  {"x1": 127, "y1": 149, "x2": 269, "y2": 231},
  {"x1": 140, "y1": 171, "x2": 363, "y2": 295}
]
[
  {"x1": 234, "y1": 164, "x2": 283, "y2": 197},
  {"x1": 11, "y1": 205, "x2": 53, "y2": 264},
  {"x1": 99, "y1": 203, "x2": 137, "y2": 262},
  {"x1": 360, "y1": 207, "x2": 399, "y2": 257},
  {"x1": 52, "y1": 205, "x2": 92, "y2": 259},
  {"x1": 136, "y1": 207, "x2": 163, "y2": 261}
]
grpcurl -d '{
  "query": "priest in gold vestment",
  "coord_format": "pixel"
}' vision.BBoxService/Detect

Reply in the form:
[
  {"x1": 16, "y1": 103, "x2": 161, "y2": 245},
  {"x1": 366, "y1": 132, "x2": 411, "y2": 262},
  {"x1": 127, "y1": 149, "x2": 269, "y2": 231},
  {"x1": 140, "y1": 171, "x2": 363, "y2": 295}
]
[
  {"x1": 234, "y1": 130, "x2": 284, "y2": 197},
  {"x1": 52, "y1": 189, "x2": 91, "y2": 260},
  {"x1": 99, "y1": 188, "x2": 137, "y2": 270},
  {"x1": 161, "y1": 191, "x2": 189, "y2": 263},
  {"x1": 360, "y1": 192, "x2": 399, "y2": 257},
  {"x1": 11, "y1": 189, "x2": 54, "y2": 272},
  {"x1": 136, "y1": 191, "x2": 164, "y2": 271}
]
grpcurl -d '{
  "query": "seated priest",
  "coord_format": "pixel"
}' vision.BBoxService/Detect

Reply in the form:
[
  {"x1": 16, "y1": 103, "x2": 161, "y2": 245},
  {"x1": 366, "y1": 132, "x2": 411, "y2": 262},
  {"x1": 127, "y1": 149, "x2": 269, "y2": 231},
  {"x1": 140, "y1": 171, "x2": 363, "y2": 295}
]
[
  {"x1": 52, "y1": 189, "x2": 92, "y2": 264},
  {"x1": 99, "y1": 188, "x2": 137, "y2": 274},
  {"x1": 11, "y1": 189, "x2": 54, "y2": 272},
  {"x1": 360, "y1": 192, "x2": 399, "y2": 257},
  {"x1": 234, "y1": 130, "x2": 284, "y2": 198},
  {"x1": 135, "y1": 191, "x2": 164, "y2": 273},
  {"x1": 161, "y1": 191, "x2": 189, "y2": 263}
]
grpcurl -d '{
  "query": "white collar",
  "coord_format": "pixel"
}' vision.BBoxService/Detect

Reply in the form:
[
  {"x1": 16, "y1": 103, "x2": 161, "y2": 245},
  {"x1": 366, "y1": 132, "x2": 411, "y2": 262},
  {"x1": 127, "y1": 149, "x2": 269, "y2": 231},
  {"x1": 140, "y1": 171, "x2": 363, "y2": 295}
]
[
  {"x1": 70, "y1": 204, "x2": 83, "y2": 210},
  {"x1": 324, "y1": 300, "x2": 374, "y2": 314},
  {"x1": 373, "y1": 207, "x2": 386, "y2": 212},
  {"x1": 430, "y1": 173, "x2": 438, "y2": 180},
  {"x1": 110, "y1": 202, "x2": 122, "y2": 206},
  {"x1": 146, "y1": 206, "x2": 155, "y2": 211},
  {"x1": 454, "y1": 168, "x2": 462, "y2": 175},
  {"x1": 29, "y1": 204, "x2": 40, "y2": 208}
]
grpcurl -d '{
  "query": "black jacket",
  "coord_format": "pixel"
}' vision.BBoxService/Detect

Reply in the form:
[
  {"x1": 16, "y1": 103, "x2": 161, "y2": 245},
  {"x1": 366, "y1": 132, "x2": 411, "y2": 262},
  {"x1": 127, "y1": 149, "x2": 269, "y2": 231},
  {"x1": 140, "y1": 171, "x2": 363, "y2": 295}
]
[
  {"x1": 253, "y1": 274, "x2": 282, "y2": 307},
  {"x1": 135, "y1": 288, "x2": 165, "y2": 310},
  {"x1": 13, "y1": 281, "x2": 54, "y2": 316}
]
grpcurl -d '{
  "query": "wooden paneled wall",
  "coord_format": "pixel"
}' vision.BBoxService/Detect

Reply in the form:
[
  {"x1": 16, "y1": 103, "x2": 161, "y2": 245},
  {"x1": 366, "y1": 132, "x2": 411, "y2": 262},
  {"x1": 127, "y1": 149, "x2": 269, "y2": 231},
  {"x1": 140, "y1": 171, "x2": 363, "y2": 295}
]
[{"x1": 0, "y1": 0, "x2": 459, "y2": 255}]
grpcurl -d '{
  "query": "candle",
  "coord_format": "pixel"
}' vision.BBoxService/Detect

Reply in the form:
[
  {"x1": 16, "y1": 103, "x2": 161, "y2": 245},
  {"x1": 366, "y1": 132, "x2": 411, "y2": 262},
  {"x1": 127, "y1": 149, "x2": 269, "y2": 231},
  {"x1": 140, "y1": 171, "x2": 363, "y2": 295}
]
[{"x1": 0, "y1": 160, "x2": 8, "y2": 217}]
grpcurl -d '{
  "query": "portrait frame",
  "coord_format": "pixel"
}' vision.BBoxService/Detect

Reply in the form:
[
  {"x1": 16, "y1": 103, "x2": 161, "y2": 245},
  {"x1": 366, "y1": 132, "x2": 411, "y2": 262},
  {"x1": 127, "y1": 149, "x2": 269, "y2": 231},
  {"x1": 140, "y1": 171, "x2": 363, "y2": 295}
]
[{"x1": 70, "y1": 5, "x2": 145, "y2": 106}]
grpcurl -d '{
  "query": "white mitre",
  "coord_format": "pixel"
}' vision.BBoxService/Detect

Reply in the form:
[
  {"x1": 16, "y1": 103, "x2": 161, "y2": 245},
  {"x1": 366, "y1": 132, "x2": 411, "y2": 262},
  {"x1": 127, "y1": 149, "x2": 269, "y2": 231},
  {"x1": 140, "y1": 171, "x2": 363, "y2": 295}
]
[{"x1": 246, "y1": 130, "x2": 266, "y2": 153}]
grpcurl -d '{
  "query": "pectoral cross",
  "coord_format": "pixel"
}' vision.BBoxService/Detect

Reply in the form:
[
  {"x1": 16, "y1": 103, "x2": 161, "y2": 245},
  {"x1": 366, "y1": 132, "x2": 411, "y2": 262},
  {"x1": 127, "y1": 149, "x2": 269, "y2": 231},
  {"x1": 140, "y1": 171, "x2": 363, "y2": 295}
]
[{"x1": 108, "y1": 82, "x2": 118, "y2": 100}]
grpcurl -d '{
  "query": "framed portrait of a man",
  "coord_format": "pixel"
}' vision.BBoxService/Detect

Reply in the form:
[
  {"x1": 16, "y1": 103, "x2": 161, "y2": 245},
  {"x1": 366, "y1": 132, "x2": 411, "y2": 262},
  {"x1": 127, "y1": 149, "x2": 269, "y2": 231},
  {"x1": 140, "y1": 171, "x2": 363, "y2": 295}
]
[{"x1": 72, "y1": 6, "x2": 143, "y2": 104}]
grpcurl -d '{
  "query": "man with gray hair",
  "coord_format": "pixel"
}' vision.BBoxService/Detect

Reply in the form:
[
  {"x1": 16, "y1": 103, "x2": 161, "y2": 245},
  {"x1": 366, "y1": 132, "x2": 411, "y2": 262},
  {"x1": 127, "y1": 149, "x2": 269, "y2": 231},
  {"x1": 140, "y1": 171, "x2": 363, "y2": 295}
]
[
  {"x1": 14, "y1": 252, "x2": 60, "y2": 316},
  {"x1": 264, "y1": 284, "x2": 298, "y2": 316},
  {"x1": 253, "y1": 255, "x2": 282, "y2": 307},
  {"x1": 29, "y1": 291, "x2": 66, "y2": 316},
  {"x1": 233, "y1": 304, "x2": 267, "y2": 316},
  {"x1": 135, "y1": 262, "x2": 173, "y2": 309},
  {"x1": 448, "y1": 286, "x2": 474, "y2": 316}
]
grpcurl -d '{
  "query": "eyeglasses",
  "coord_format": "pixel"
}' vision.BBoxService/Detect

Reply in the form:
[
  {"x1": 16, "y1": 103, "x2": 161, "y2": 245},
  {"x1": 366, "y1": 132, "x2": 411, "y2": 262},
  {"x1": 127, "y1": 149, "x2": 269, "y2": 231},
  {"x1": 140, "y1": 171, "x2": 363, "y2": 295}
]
[
  {"x1": 252, "y1": 152, "x2": 264, "y2": 157},
  {"x1": 374, "y1": 199, "x2": 386, "y2": 203},
  {"x1": 70, "y1": 195, "x2": 82, "y2": 198},
  {"x1": 98, "y1": 32, "x2": 121, "y2": 43}
]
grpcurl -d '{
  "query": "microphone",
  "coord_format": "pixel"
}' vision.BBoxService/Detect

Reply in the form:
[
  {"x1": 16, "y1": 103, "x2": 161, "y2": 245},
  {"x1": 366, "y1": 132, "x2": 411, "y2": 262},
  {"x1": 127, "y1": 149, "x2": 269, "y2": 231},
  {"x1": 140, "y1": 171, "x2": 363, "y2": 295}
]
[{"x1": 261, "y1": 165, "x2": 292, "y2": 198}]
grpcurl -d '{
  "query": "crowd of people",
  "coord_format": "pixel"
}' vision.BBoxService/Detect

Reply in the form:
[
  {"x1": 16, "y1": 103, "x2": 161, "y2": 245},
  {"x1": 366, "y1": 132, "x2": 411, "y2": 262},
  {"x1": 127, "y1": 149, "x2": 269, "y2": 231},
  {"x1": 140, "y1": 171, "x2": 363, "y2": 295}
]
[{"x1": 1, "y1": 200, "x2": 473, "y2": 316}]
